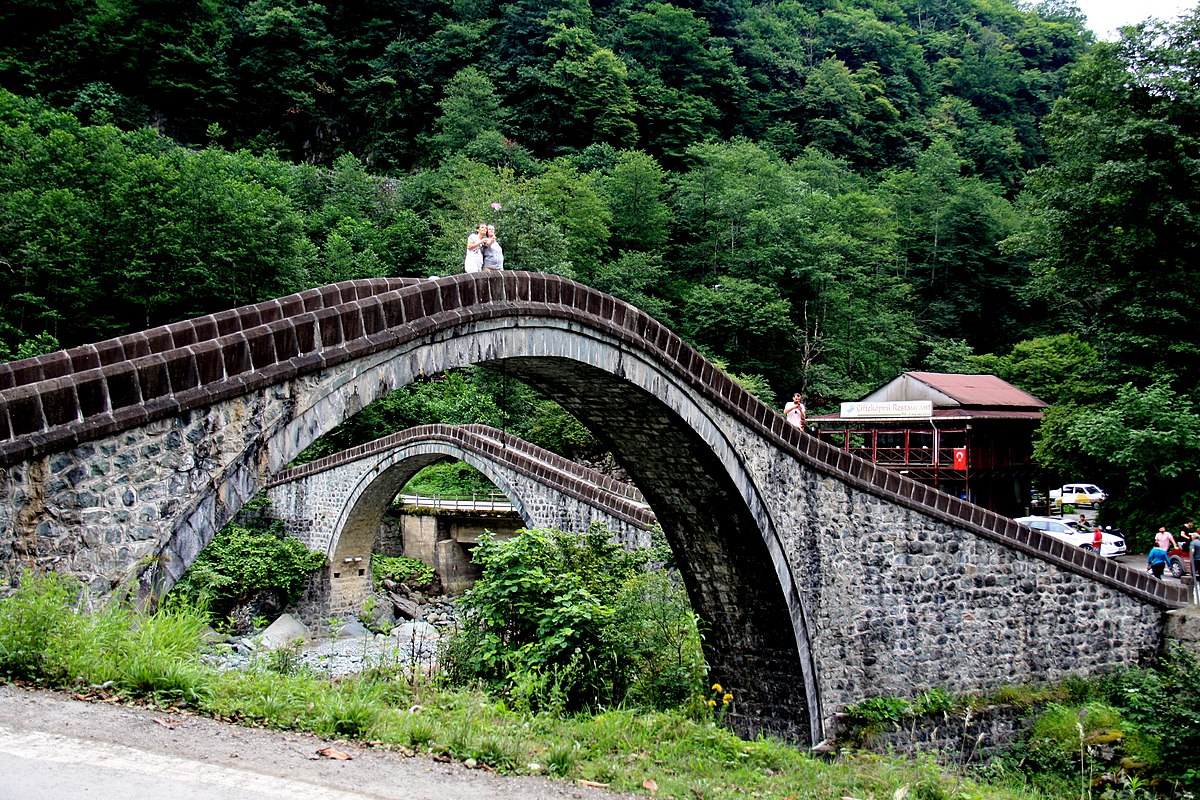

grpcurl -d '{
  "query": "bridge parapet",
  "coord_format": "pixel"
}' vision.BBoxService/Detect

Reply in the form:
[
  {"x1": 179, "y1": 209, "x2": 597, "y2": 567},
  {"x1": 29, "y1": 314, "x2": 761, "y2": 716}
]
[{"x1": 0, "y1": 278, "x2": 419, "y2": 392}]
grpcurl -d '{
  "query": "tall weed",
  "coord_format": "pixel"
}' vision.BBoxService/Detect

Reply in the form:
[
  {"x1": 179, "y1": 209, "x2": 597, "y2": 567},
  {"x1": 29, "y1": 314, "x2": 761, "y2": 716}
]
[{"x1": 0, "y1": 570, "x2": 78, "y2": 680}]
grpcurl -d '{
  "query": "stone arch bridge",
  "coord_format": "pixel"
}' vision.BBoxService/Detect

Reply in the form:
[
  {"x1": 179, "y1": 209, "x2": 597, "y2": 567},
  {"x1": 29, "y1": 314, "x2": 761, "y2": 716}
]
[
  {"x1": 0, "y1": 273, "x2": 1186, "y2": 744},
  {"x1": 262, "y1": 423, "x2": 656, "y2": 606}
]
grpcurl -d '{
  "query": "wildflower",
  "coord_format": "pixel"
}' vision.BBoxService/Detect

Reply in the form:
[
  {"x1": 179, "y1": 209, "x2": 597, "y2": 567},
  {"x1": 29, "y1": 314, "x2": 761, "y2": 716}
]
[
  {"x1": 722, "y1": 693, "x2": 733, "y2": 705},
  {"x1": 707, "y1": 699, "x2": 717, "y2": 707},
  {"x1": 712, "y1": 683, "x2": 723, "y2": 692}
]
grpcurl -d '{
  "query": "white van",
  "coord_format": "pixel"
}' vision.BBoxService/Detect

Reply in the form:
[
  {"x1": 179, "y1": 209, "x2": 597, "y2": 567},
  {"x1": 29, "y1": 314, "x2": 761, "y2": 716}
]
[{"x1": 1049, "y1": 483, "x2": 1106, "y2": 508}]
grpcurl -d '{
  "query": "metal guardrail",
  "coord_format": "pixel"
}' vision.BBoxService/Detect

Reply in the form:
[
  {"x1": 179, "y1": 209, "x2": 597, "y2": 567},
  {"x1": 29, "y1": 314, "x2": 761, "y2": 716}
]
[{"x1": 395, "y1": 493, "x2": 516, "y2": 513}]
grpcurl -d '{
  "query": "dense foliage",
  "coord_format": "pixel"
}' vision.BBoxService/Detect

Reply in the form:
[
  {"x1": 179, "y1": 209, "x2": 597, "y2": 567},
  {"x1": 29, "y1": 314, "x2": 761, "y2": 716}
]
[
  {"x1": 168, "y1": 510, "x2": 328, "y2": 624},
  {"x1": 0, "y1": 0, "x2": 1087, "y2": 177},
  {"x1": 2, "y1": 1, "x2": 1200, "y2": 532},
  {"x1": 440, "y1": 526, "x2": 705, "y2": 713},
  {"x1": 1090, "y1": 645, "x2": 1200, "y2": 790},
  {"x1": 990, "y1": 646, "x2": 1200, "y2": 795}
]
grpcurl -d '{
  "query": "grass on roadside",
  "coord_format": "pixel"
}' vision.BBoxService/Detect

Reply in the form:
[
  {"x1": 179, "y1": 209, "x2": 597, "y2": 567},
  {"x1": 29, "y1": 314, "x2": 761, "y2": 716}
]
[{"x1": 1, "y1": 570, "x2": 1069, "y2": 800}]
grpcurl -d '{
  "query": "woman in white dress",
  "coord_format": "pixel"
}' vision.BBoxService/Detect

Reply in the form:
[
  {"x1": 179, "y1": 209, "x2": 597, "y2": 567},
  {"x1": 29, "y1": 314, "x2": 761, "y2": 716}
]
[{"x1": 464, "y1": 223, "x2": 487, "y2": 272}]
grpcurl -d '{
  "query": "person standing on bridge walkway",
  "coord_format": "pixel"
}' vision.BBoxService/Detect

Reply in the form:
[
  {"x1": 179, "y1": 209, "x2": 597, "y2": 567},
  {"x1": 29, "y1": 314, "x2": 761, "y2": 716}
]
[
  {"x1": 784, "y1": 393, "x2": 806, "y2": 429},
  {"x1": 482, "y1": 224, "x2": 504, "y2": 271},
  {"x1": 464, "y1": 223, "x2": 487, "y2": 273}
]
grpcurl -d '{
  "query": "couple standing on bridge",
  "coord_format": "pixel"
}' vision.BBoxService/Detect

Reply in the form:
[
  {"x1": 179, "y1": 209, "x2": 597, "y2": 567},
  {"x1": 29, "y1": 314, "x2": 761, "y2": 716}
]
[{"x1": 464, "y1": 223, "x2": 504, "y2": 273}]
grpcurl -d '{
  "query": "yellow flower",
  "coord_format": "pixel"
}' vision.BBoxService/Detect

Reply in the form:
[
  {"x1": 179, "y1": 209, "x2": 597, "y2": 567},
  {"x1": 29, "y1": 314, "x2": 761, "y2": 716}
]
[
  {"x1": 711, "y1": 683, "x2": 723, "y2": 693},
  {"x1": 723, "y1": 693, "x2": 733, "y2": 704},
  {"x1": 707, "y1": 699, "x2": 717, "y2": 707}
]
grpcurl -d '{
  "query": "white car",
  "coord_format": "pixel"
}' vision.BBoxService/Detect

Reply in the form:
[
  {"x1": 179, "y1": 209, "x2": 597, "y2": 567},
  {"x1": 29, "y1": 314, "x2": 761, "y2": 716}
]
[
  {"x1": 1014, "y1": 515, "x2": 1127, "y2": 557},
  {"x1": 1049, "y1": 483, "x2": 1107, "y2": 508}
]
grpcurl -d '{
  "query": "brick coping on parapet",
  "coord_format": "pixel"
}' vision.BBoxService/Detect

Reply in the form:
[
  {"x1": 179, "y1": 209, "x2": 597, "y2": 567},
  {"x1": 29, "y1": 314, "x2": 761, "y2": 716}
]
[
  {"x1": 269, "y1": 423, "x2": 643, "y2": 503},
  {"x1": 0, "y1": 272, "x2": 1185, "y2": 608},
  {"x1": 0, "y1": 277, "x2": 421, "y2": 391}
]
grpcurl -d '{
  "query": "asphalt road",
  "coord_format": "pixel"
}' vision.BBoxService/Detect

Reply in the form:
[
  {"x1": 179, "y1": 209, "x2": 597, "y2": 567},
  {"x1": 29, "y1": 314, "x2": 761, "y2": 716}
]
[
  {"x1": 1051, "y1": 508, "x2": 1189, "y2": 585},
  {"x1": 0, "y1": 685, "x2": 635, "y2": 800}
]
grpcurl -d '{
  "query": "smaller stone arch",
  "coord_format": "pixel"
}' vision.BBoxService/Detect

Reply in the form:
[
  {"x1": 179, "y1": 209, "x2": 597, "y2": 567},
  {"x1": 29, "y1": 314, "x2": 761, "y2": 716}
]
[{"x1": 263, "y1": 425, "x2": 657, "y2": 614}]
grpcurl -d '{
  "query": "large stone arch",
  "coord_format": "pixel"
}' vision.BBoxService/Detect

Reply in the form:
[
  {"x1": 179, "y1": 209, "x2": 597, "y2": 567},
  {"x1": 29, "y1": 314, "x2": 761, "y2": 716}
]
[{"x1": 248, "y1": 318, "x2": 822, "y2": 742}]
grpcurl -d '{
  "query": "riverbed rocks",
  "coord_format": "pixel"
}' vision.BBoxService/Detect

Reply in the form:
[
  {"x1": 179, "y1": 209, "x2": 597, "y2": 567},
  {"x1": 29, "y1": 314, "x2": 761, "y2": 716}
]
[{"x1": 199, "y1": 593, "x2": 462, "y2": 678}]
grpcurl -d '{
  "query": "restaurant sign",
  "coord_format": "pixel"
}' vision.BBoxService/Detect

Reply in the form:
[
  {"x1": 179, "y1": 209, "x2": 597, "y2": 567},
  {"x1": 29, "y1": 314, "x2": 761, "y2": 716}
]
[{"x1": 840, "y1": 400, "x2": 933, "y2": 419}]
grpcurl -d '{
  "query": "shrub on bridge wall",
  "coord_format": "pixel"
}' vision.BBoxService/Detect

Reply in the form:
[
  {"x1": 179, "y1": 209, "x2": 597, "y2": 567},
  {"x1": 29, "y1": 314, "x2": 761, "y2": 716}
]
[
  {"x1": 169, "y1": 511, "x2": 327, "y2": 628},
  {"x1": 439, "y1": 526, "x2": 705, "y2": 714}
]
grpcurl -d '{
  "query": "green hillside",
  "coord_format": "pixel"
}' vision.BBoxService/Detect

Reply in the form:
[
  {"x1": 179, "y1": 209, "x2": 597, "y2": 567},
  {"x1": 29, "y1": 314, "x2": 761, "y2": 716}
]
[{"x1": 2, "y1": 0, "x2": 1199, "y2": 534}]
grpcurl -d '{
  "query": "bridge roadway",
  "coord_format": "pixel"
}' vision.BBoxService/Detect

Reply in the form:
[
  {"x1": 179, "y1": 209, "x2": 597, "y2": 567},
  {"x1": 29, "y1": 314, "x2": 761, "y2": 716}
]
[{"x1": 0, "y1": 273, "x2": 1188, "y2": 745}]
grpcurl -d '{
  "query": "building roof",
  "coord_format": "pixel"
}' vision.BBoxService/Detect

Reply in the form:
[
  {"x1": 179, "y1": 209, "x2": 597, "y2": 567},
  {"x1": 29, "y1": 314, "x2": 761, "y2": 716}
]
[
  {"x1": 888, "y1": 372, "x2": 1047, "y2": 409},
  {"x1": 810, "y1": 372, "x2": 1047, "y2": 423}
]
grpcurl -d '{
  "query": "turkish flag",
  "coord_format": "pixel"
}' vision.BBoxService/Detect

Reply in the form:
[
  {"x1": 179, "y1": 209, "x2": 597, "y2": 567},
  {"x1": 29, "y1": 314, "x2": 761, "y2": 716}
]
[{"x1": 952, "y1": 448, "x2": 968, "y2": 470}]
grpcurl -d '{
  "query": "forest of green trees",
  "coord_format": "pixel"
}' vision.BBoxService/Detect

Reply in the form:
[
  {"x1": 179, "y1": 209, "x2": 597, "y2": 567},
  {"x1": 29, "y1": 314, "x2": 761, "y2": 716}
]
[{"x1": 2, "y1": 0, "x2": 1199, "y2": 535}]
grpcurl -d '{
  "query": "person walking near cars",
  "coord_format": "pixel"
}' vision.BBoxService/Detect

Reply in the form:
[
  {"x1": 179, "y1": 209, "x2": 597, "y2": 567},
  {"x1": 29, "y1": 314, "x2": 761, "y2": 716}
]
[
  {"x1": 1148, "y1": 543, "x2": 1170, "y2": 579},
  {"x1": 1155, "y1": 526, "x2": 1178, "y2": 551},
  {"x1": 1190, "y1": 530, "x2": 1200, "y2": 603}
]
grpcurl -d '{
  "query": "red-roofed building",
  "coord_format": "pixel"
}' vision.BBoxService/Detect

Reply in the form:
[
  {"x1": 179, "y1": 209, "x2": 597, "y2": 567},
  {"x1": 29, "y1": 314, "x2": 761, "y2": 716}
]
[{"x1": 808, "y1": 372, "x2": 1047, "y2": 516}]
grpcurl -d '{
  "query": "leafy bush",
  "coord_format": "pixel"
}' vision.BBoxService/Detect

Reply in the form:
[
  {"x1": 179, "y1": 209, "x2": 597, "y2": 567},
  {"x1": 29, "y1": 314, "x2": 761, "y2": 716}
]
[
  {"x1": 372, "y1": 555, "x2": 435, "y2": 591},
  {"x1": 440, "y1": 526, "x2": 705, "y2": 712},
  {"x1": 611, "y1": 570, "x2": 706, "y2": 709},
  {"x1": 169, "y1": 514, "x2": 327, "y2": 624},
  {"x1": 1092, "y1": 644, "x2": 1200, "y2": 788}
]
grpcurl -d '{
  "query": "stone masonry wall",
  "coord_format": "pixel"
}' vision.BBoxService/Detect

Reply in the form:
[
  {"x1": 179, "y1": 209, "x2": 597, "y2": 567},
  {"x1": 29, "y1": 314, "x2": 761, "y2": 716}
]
[
  {"x1": 0, "y1": 386, "x2": 312, "y2": 594},
  {"x1": 709, "y1": 402, "x2": 1166, "y2": 733},
  {"x1": 261, "y1": 431, "x2": 653, "y2": 611}
]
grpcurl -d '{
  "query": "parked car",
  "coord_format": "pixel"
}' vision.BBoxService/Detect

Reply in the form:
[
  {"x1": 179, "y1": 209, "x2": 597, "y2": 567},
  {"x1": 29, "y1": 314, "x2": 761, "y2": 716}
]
[
  {"x1": 1014, "y1": 515, "x2": 1127, "y2": 557},
  {"x1": 1169, "y1": 546, "x2": 1196, "y2": 579},
  {"x1": 1049, "y1": 483, "x2": 1107, "y2": 508}
]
